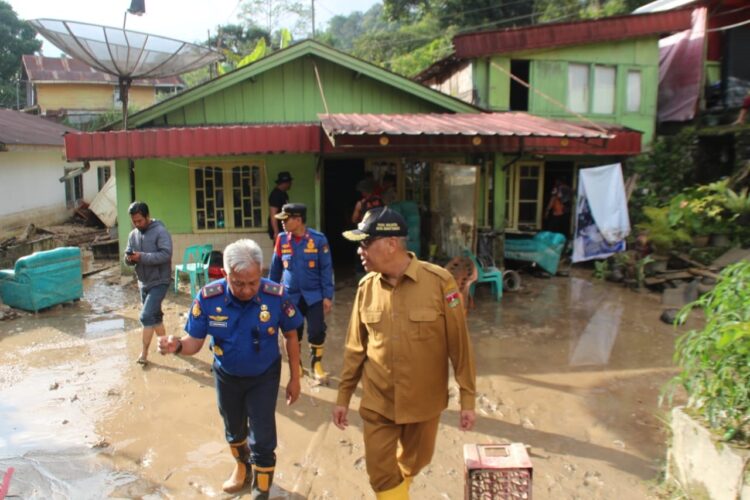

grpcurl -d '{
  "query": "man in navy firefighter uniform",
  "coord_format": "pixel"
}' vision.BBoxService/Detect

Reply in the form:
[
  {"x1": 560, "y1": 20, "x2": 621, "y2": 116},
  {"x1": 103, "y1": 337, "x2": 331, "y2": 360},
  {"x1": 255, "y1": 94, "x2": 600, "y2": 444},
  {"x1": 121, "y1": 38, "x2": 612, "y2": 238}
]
[
  {"x1": 158, "y1": 239, "x2": 303, "y2": 498},
  {"x1": 269, "y1": 203, "x2": 334, "y2": 381}
]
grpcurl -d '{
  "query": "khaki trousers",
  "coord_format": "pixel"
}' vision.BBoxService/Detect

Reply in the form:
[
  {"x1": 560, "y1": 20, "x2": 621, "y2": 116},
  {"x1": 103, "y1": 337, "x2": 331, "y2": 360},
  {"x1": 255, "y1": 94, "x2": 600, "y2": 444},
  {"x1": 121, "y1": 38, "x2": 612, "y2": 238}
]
[{"x1": 359, "y1": 406, "x2": 440, "y2": 492}]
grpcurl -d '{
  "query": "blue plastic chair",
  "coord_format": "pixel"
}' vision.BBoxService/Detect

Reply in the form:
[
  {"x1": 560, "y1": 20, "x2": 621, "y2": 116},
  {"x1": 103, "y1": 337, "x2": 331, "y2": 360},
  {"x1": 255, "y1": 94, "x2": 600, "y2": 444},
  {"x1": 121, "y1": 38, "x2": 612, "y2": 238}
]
[
  {"x1": 462, "y1": 249, "x2": 503, "y2": 301},
  {"x1": 174, "y1": 244, "x2": 212, "y2": 296}
]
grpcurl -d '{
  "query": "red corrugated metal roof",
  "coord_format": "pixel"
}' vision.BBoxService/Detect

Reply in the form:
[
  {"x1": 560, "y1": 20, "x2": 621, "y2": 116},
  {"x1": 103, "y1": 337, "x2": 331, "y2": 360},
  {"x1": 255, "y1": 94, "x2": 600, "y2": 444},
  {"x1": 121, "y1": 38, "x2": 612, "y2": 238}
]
[
  {"x1": 22, "y1": 55, "x2": 184, "y2": 87},
  {"x1": 319, "y1": 113, "x2": 641, "y2": 156},
  {"x1": 64, "y1": 123, "x2": 323, "y2": 161},
  {"x1": 320, "y1": 113, "x2": 615, "y2": 139},
  {"x1": 454, "y1": 9, "x2": 693, "y2": 58},
  {"x1": 64, "y1": 113, "x2": 642, "y2": 161},
  {"x1": 0, "y1": 109, "x2": 78, "y2": 147}
]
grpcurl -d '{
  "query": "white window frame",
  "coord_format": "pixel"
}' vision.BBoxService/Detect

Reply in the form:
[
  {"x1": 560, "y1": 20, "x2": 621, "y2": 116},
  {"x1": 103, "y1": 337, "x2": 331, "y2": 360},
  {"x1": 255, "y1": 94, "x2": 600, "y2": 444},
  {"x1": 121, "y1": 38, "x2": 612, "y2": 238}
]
[
  {"x1": 568, "y1": 63, "x2": 618, "y2": 115},
  {"x1": 592, "y1": 65, "x2": 616, "y2": 115},
  {"x1": 567, "y1": 63, "x2": 589, "y2": 114},
  {"x1": 626, "y1": 70, "x2": 642, "y2": 113}
]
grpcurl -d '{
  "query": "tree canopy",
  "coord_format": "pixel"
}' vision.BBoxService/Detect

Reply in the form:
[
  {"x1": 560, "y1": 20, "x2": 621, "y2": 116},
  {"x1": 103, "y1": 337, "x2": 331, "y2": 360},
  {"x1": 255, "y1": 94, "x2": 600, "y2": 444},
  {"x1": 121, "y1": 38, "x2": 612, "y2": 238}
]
[
  {"x1": 0, "y1": 1, "x2": 42, "y2": 108},
  {"x1": 319, "y1": 0, "x2": 654, "y2": 77}
]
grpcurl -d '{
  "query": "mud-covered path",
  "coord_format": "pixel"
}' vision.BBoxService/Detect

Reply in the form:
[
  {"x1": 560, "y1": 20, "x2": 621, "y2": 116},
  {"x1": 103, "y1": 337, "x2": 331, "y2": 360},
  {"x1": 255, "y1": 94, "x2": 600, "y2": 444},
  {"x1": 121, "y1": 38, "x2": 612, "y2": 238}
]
[{"x1": 0, "y1": 266, "x2": 688, "y2": 499}]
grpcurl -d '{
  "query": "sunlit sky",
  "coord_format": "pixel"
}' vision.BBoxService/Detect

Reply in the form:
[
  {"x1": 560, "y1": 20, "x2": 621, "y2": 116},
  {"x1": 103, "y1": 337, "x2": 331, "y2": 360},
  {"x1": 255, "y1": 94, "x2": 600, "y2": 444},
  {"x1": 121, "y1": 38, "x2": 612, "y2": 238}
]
[{"x1": 7, "y1": 0, "x2": 380, "y2": 57}]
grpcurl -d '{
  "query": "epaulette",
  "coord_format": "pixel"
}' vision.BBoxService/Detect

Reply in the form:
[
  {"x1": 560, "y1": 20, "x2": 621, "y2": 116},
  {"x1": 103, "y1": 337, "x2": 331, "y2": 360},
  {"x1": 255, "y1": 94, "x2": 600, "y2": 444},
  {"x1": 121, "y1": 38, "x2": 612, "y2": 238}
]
[
  {"x1": 202, "y1": 283, "x2": 224, "y2": 298},
  {"x1": 358, "y1": 272, "x2": 377, "y2": 287},
  {"x1": 262, "y1": 281, "x2": 284, "y2": 296},
  {"x1": 422, "y1": 261, "x2": 453, "y2": 281}
]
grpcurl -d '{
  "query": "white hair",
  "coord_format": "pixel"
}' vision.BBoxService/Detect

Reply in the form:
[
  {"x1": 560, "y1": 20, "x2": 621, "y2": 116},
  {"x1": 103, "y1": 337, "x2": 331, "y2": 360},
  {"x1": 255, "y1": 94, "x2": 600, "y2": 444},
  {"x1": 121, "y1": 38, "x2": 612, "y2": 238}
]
[{"x1": 223, "y1": 239, "x2": 263, "y2": 273}]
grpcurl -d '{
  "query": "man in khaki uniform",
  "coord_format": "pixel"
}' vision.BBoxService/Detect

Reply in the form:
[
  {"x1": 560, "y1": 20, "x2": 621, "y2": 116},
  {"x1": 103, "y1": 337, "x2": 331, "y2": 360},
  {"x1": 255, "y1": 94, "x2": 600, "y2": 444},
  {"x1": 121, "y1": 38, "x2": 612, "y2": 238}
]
[{"x1": 332, "y1": 207, "x2": 476, "y2": 500}]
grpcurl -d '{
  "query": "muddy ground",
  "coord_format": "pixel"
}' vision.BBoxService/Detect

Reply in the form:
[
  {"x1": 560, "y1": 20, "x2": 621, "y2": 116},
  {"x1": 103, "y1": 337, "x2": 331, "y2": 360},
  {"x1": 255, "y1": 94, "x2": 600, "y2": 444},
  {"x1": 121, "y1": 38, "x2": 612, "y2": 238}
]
[{"x1": 0, "y1": 264, "x2": 692, "y2": 499}]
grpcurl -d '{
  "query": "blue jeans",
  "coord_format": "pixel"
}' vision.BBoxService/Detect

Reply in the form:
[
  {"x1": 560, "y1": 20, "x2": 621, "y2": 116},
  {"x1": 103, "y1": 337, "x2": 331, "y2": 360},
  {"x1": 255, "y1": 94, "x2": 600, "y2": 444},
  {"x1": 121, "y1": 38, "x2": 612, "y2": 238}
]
[
  {"x1": 139, "y1": 284, "x2": 168, "y2": 327},
  {"x1": 214, "y1": 357, "x2": 281, "y2": 467}
]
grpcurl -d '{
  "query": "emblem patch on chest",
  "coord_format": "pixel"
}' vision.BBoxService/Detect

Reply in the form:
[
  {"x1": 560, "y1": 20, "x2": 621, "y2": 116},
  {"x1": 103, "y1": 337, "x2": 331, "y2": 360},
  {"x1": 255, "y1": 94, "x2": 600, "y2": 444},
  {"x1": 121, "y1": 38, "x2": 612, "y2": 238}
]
[
  {"x1": 303, "y1": 238, "x2": 318, "y2": 253},
  {"x1": 259, "y1": 304, "x2": 271, "y2": 322}
]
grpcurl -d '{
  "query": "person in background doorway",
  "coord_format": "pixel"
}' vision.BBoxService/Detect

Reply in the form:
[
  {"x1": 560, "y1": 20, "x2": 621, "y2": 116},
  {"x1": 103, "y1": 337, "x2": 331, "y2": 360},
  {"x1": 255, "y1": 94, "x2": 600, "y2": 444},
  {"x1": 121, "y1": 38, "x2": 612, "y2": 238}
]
[
  {"x1": 158, "y1": 239, "x2": 302, "y2": 498},
  {"x1": 332, "y1": 207, "x2": 476, "y2": 500},
  {"x1": 351, "y1": 178, "x2": 385, "y2": 224},
  {"x1": 381, "y1": 173, "x2": 398, "y2": 205},
  {"x1": 268, "y1": 171, "x2": 293, "y2": 241},
  {"x1": 124, "y1": 201, "x2": 173, "y2": 366},
  {"x1": 269, "y1": 203, "x2": 334, "y2": 382},
  {"x1": 544, "y1": 178, "x2": 572, "y2": 236}
]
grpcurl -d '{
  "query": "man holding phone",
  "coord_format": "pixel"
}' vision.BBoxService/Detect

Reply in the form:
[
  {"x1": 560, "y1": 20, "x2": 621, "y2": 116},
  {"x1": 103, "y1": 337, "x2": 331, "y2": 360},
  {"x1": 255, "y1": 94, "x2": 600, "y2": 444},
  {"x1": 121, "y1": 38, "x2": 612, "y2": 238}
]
[{"x1": 124, "y1": 201, "x2": 173, "y2": 365}]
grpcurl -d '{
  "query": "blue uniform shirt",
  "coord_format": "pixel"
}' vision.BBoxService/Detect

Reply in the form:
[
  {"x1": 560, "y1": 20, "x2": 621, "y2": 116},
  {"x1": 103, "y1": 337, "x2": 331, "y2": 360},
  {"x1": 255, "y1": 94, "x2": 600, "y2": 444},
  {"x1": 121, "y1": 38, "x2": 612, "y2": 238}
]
[
  {"x1": 269, "y1": 229, "x2": 334, "y2": 305},
  {"x1": 185, "y1": 278, "x2": 303, "y2": 377}
]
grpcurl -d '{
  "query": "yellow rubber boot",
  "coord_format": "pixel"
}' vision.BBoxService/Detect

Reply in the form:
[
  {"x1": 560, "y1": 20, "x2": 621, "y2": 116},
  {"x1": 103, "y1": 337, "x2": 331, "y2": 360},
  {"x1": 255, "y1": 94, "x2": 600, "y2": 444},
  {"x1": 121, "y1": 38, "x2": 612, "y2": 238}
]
[
  {"x1": 375, "y1": 479, "x2": 410, "y2": 500},
  {"x1": 222, "y1": 440, "x2": 251, "y2": 493},
  {"x1": 251, "y1": 464, "x2": 274, "y2": 500},
  {"x1": 310, "y1": 343, "x2": 329, "y2": 382}
]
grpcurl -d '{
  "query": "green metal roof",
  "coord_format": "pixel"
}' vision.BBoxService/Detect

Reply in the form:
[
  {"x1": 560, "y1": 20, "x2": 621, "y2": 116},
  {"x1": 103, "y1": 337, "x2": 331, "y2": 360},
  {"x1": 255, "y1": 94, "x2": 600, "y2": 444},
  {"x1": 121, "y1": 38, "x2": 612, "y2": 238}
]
[{"x1": 120, "y1": 39, "x2": 479, "y2": 129}]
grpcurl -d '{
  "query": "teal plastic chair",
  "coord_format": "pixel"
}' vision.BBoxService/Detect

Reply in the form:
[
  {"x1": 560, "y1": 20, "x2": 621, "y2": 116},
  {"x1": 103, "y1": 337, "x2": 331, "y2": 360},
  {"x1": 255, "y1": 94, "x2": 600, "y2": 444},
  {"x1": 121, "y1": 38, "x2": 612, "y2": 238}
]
[
  {"x1": 174, "y1": 244, "x2": 213, "y2": 297},
  {"x1": 462, "y1": 249, "x2": 503, "y2": 301}
]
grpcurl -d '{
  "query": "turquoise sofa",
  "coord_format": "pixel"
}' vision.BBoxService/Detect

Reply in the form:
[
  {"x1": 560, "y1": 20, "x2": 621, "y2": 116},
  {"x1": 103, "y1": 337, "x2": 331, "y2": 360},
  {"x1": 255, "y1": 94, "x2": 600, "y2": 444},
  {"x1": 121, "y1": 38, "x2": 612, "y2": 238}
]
[
  {"x1": 0, "y1": 247, "x2": 83, "y2": 312},
  {"x1": 504, "y1": 231, "x2": 567, "y2": 275}
]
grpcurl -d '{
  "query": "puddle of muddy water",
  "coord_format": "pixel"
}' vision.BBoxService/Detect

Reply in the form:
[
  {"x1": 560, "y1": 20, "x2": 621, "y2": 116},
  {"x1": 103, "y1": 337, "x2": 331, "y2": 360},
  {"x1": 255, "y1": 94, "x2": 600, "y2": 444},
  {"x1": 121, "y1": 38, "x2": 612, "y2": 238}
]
[
  {"x1": 0, "y1": 266, "x2": 693, "y2": 499},
  {"x1": 0, "y1": 266, "x2": 149, "y2": 498}
]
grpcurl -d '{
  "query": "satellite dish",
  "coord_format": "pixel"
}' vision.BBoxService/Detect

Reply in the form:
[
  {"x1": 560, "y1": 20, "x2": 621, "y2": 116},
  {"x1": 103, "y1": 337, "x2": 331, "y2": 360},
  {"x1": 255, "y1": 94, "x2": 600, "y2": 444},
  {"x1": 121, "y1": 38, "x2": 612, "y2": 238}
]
[{"x1": 29, "y1": 18, "x2": 223, "y2": 129}]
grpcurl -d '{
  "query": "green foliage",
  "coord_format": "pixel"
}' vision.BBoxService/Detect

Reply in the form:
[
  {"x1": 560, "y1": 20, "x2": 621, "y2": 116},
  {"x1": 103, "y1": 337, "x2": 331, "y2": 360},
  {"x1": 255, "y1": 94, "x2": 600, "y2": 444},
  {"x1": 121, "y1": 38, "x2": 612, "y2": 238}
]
[
  {"x1": 209, "y1": 23, "x2": 271, "y2": 55},
  {"x1": 635, "y1": 255, "x2": 654, "y2": 288},
  {"x1": 667, "y1": 179, "x2": 750, "y2": 245},
  {"x1": 240, "y1": 0, "x2": 311, "y2": 39},
  {"x1": 635, "y1": 206, "x2": 691, "y2": 255},
  {"x1": 535, "y1": 0, "x2": 652, "y2": 22},
  {"x1": 592, "y1": 259, "x2": 610, "y2": 280},
  {"x1": 669, "y1": 261, "x2": 750, "y2": 443},
  {"x1": 624, "y1": 127, "x2": 699, "y2": 226},
  {"x1": 669, "y1": 180, "x2": 734, "y2": 236},
  {"x1": 388, "y1": 34, "x2": 454, "y2": 78},
  {"x1": 0, "y1": 0, "x2": 43, "y2": 108}
]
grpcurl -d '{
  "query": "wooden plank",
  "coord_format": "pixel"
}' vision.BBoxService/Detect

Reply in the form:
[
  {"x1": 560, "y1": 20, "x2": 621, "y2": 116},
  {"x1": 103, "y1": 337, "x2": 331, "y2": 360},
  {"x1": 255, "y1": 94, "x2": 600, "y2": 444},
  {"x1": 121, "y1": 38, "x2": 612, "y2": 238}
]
[
  {"x1": 674, "y1": 252, "x2": 717, "y2": 271},
  {"x1": 688, "y1": 267, "x2": 720, "y2": 280}
]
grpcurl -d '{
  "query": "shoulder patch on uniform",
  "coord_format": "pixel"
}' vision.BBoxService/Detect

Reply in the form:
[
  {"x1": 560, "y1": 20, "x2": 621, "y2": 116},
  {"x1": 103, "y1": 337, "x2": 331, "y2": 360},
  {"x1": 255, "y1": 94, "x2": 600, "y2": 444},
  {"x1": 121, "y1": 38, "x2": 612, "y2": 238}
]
[
  {"x1": 202, "y1": 283, "x2": 224, "y2": 298},
  {"x1": 262, "y1": 281, "x2": 283, "y2": 296},
  {"x1": 445, "y1": 290, "x2": 461, "y2": 308}
]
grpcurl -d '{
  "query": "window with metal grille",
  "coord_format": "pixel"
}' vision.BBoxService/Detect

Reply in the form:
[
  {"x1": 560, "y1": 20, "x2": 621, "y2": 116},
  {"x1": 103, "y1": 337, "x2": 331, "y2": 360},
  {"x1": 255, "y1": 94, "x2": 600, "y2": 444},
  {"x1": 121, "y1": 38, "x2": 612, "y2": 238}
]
[{"x1": 192, "y1": 161, "x2": 265, "y2": 231}]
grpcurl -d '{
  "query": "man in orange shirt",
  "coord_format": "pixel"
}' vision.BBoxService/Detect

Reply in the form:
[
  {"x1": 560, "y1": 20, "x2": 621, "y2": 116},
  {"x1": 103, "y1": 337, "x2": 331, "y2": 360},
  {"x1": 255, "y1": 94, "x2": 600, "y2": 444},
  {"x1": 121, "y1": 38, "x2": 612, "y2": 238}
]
[{"x1": 332, "y1": 207, "x2": 476, "y2": 499}]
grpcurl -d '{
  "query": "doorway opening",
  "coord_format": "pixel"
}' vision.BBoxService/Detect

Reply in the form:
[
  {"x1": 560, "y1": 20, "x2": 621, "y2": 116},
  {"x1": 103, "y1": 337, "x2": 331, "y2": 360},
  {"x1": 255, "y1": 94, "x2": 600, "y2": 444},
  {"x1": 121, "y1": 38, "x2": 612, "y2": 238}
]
[
  {"x1": 323, "y1": 158, "x2": 365, "y2": 278},
  {"x1": 510, "y1": 60, "x2": 530, "y2": 111}
]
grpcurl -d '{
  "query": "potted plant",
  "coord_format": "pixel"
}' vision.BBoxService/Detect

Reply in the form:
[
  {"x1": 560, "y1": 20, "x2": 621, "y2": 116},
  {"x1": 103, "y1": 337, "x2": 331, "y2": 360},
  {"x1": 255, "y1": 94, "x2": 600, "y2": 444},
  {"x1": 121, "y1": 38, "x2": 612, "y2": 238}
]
[
  {"x1": 668, "y1": 182, "x2": 733, "y2": 246},
  {"x1": 662, "y1": 261, "x2": 750, "y2": 496},
  {"x1": 635, "y1": 206, "x2": 691, "y2": 272}
]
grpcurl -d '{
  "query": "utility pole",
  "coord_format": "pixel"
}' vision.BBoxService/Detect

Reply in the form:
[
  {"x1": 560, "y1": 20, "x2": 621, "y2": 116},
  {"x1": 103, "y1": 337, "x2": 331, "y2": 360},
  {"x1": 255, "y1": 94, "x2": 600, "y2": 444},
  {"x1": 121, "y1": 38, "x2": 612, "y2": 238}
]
[{"x1": 311, "y1": 0, "x2": 316, "y2": 38}]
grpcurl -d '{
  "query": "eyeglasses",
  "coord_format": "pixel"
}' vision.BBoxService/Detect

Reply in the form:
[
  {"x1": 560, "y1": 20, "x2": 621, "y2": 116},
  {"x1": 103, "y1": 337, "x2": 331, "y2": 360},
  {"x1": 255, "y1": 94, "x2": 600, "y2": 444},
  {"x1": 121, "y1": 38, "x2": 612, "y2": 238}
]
[{"x1": 359, "y1": 237, "x2": 383, "y2": 249}]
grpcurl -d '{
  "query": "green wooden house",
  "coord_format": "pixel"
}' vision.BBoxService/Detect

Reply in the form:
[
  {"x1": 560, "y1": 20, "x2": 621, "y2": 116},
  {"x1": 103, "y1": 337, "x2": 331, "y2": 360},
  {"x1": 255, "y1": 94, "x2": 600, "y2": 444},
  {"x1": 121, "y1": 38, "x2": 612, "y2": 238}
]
[
  {"x1": 65, "y1": 39, "x2": 643, "y2": 273},
  {"x1": 417, "y1": 10, "x2": 691, "y2": 232}
]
